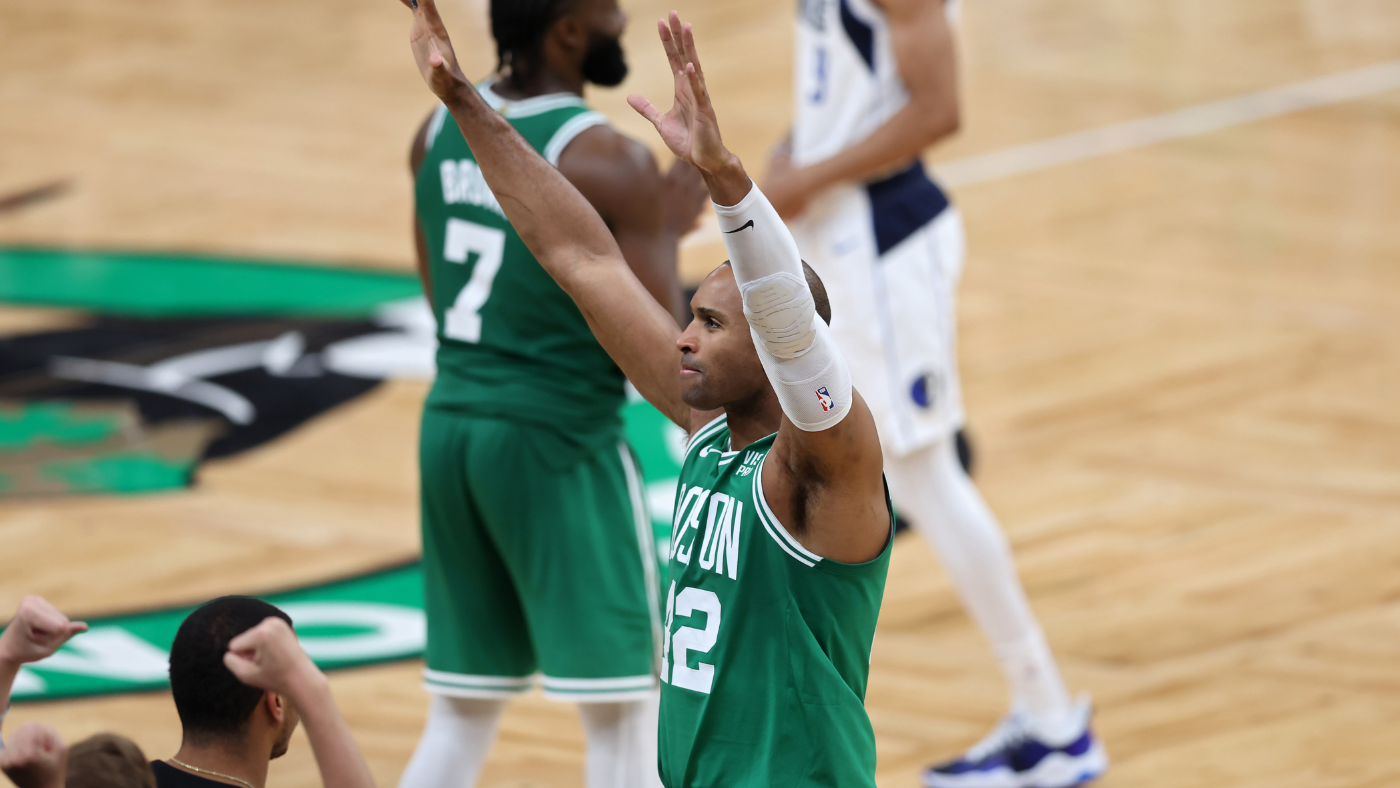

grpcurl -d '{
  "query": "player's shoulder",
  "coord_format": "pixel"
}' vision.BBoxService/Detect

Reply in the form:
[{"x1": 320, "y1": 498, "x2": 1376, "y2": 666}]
[
  {"x1": 557, "y1": 125, "x2": 663, "y2": 219},
  {"x1": 558, "y1": 124, "x2": 659, "y2": 182}
]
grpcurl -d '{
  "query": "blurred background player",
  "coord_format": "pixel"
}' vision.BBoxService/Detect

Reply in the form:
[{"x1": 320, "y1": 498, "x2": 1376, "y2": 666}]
[
  {"x1": 763, "y1": 0, "x2": 1106, "y2": 786},
  {"x1": 399, "y1": 1, "x2": 705, "y2": 787}
]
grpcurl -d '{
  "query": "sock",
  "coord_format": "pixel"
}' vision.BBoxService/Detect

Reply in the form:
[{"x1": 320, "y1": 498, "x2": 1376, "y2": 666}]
[
  {"x1": 997, "y1": 628, "x2": 1080, "y2": 739},
  {"x1": 577, "y1": 693, "x2": 663, "y2": 788},
  {"x1": 883, "y1": 436, "x2": 1074, "y2": 723},
  {"x1": 397, "y1": 695, "x2": 507, "y2": 788}
]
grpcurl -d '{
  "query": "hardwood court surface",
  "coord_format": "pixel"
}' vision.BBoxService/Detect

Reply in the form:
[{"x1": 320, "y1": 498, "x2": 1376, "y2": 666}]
[{"x1": 4, "y1": 0, "x2": 1400, "y2": 785}]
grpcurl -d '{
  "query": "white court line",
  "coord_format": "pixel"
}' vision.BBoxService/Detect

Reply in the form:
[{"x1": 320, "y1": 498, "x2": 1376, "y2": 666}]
[{"x1": 681, "y1": 59, "x2": 1400, "y2": 248}]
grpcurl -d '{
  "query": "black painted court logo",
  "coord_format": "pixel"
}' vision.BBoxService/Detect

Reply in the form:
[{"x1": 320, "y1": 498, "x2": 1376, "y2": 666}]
[{"x1": 0, "y1": 248, "x2": 430, "y2": 496}]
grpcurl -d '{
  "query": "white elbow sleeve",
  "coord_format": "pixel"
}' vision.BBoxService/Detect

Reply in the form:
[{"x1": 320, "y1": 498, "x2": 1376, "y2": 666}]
[{"x1": 714, "y1": 184, "x2": 852, "y2": 431}]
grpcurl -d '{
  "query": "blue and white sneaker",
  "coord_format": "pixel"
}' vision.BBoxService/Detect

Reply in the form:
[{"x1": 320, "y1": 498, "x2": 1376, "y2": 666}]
[{"x1": 922, "y1": 697, "x2": 1107, "y2": 788}]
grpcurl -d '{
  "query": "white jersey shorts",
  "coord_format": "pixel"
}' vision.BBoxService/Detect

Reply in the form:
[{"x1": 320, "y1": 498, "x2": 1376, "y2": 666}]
[{"x1": 791, "y1": 162, "x2": 965, "y2": 457}]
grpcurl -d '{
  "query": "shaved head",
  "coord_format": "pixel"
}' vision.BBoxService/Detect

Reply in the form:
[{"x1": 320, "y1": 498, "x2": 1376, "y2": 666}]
[{"x1": 718, "y1": 260, "x2": 832, "y2": 325}]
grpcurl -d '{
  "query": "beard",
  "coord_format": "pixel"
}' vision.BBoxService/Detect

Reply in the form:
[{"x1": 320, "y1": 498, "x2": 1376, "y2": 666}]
[{"x1": 581, "y1": 33, "x2": 628, "y2": 87}]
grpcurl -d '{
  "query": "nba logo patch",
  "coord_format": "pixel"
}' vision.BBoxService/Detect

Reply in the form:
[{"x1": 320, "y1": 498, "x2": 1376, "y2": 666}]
[{"x1": 816, "y1": 387, "x2": 834, "y2": 412}]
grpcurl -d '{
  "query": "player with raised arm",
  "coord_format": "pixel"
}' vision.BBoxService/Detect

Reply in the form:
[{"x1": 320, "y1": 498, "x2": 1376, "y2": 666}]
[
  {"x1": 401, "y1": 1, "x2": 705, "y2": 786},
  {"x1": 397, "y1": 3, "x2": 892, "y2": 784}
]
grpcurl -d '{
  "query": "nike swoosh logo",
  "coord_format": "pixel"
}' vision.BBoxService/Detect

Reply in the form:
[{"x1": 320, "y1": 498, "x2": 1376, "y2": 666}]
[{"x1": 723, "y1": 220, "x2": 755, "y2": 234}]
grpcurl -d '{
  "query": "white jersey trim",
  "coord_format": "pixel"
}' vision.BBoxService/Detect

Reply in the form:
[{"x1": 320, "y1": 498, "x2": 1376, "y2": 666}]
[
  {"x1": 541, "y1": 674, "x2": 658, "y2": 703},
  {"x1": 542, "y1": 675, "x2": 656, "y2": 690},
  {"x1": 685, "y1": 414, "x2": 729, "y2": 458},
  {"x1": 422, "y1": 669, "x2": 534, "y2": 698},
  {"x1": 752, "y1": 454, "x2": 823, "y2": 568},
  {"x1": 425, "y1": 103, "x2": 449, "y2": 153},
  {"x1": 544, "y1": 111, "x2": 609, "y2": 166},
  {"x1": 480, "y1": 80, "x2": 588, "y2": 118},
  {"x1": 619, "y1": 441, "x2": 663, "y2": 673}
]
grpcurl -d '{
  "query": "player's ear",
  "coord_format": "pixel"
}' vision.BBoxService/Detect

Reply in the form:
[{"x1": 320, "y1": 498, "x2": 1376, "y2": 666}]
[
  {"x1": 265, "y1": 690, "x2": 286, "y2": 724},
  {"x1": 553, "y1": 11, "x2": 590, "y2": 55}
]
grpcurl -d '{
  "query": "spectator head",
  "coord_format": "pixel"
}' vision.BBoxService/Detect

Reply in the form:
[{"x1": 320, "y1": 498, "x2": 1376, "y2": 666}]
[
  {"x1": 65, "y1": 734, "x2": 156, "y2": 788},
  {"x1": 168, "y1": 598, "x2": 299, "y2": 758}
]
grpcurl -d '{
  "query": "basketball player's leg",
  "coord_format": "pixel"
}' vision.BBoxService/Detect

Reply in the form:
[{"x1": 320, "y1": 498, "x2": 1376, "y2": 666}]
[
  {"x1": 883, "y1": 439, "x2": 1073, "y2": 722},
  {"x1": 577, "y1": 693, "x2": 663, "y2": 788},
  {"x1": 876, "y1": 216, "x2": 1104, "y2": 787},
  {"x1": 471, "y1": 424, "x2": 662, "y2": 788},
  {"x1": 399, "y1": 696, "x2": 506, "y2": 788},
  {"x1": 400, "y1": 409, "x2": 536, "y2": 788}
]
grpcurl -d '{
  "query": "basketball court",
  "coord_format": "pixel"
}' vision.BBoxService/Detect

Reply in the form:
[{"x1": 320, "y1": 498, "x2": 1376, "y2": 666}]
[{"x1": 2, "y1": 0, "x2": 1398, "y2": 785}]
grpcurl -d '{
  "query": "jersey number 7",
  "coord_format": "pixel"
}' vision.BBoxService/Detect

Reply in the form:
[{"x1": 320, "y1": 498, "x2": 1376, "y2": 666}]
[{"x1": 443, "y1": 218, "x2": 507, "y2": 344}]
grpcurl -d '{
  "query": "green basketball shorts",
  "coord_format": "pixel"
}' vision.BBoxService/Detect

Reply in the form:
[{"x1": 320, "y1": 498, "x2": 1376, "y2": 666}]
[{"x1": 418, "y1": 407, "x2": 660, "y2": 702}]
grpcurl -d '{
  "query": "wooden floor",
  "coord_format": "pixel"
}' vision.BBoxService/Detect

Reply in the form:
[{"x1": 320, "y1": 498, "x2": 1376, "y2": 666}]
[{"x1": 4, "y1": 0, "x2": 1400, "y2": 785}]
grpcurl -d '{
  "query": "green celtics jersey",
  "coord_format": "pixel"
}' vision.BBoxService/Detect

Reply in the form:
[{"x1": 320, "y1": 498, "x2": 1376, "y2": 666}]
[
  {"x1": 415, "y1": 85, "x2": 623, "y2": 433},
  {"x1": 658, "y1": 415, "x2": 893, "y2": 788}
]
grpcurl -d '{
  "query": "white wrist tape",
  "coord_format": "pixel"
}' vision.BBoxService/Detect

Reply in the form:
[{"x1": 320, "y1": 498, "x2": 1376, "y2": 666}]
[{"x1": 714, "y1": 183, "x2": 852, "y2": 431}]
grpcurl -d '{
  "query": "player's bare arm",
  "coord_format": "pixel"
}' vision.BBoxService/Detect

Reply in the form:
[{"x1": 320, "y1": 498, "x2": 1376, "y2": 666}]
[
  {"x1": 561, "y1": 128, "x2": 704, "y2": 325},
  {"x1": 397, "y1": 0, "x2": 691, "y2": 428},
  {"x1": 764, "y1": 0, "x2": 959, "y2": 218},
  {"x1": 631, "y1": 13, "x2": 889, "y2": 563},
  {"x1": 409, "y1": 114, "x2": 435, "y2": 311}
]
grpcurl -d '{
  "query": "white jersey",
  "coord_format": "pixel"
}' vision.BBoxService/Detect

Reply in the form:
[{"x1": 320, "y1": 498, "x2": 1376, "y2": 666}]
[
  {"x1": 789, "y1": 0, "x2": 967, "y2": 456},
  {"x1": 793, "y1": 0, "x2": 960, "y2": 167}
]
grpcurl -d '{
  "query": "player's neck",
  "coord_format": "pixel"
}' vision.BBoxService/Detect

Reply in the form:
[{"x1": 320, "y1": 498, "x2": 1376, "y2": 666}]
[
  {"x1": 492, "y1": 66, "x2": 585, "y2": 100},
  {"x1": 722, "y1": 391, "x2": 783, "y2": 450},
  {"x1": 170, "y1": 737, "x2": 270, "y2": 788}
]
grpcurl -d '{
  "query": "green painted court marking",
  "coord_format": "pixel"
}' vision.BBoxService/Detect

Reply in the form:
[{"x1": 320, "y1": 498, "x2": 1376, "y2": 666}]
[
  {"x1": 10, "y1": 563, "x2": 425, "y2": 704},
  {"x1": 2, "y1": 247, "x2": 690, "y2": 702},
  {"x1": 0, "y1": 403, "x2": 123, "y2": 451},
  {"x1": 0, "y1": 247, "x2": 421, "y2": 318},
  {"x1": 8, "y1": 401, "x2": 684, "y2": 704},
  {"x1": 40, "y1": 451, "x2": 195, "y2": 494}
]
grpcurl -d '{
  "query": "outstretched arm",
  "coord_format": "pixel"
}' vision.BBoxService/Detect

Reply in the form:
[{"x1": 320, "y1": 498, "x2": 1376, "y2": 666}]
[
  {"x1": 396, "y1": 0, "x2": 690, "y2": 427},
  {"x1": 631, "y1": 14, "x2": 888, "y2": 563}
]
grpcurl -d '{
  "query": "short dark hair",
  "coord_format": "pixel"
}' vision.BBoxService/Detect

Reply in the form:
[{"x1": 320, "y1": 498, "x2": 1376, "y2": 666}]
[
  {"x1": 66, "y1": 733, "x2": 157, "y2": 788},
  {"x1": 718, "y1": 260, "x2": 832, "y2": 324},
  {"x1": 800, "y1": 261, "x2": 832, "y2": 325},
  {"x1": 169, "y1": 597, "x2": 292, "y2": 743},
  {"x1": 490, "y1": 0, "x2": 578, "y2": 75}
]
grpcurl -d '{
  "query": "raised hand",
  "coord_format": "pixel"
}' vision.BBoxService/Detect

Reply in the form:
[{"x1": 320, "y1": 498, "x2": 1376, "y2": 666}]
[
  {"x1": 223, "y1": 617, "x2": 324, "y2": 700},
  {"x1": 628, "y1": 12, "x2": 732, "y2": 174},
  {"x1": 0, "y1": 723, "x2": 68, "y2": 788},
  {"x1": 398, "y1": 0, "x2": 471, "y2": 103},
  {"x1": 0, "y1": 597, "x2": 87, "y2": 667}
]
